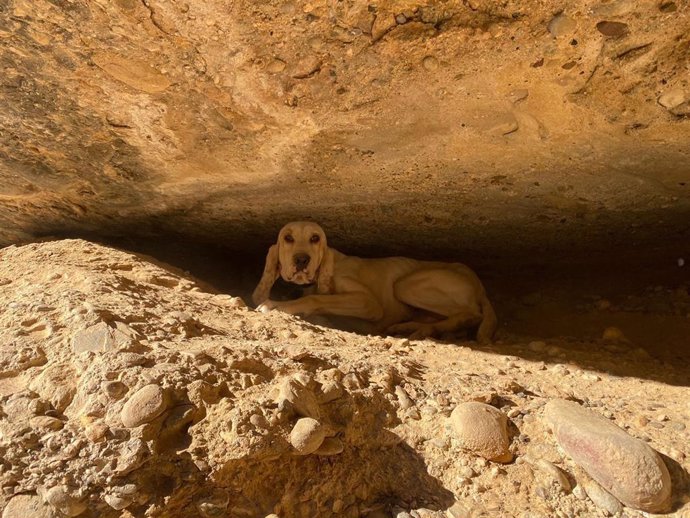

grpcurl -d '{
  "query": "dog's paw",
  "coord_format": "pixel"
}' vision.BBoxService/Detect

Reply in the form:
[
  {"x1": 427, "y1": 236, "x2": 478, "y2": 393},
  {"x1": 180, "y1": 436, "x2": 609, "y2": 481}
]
[{"x1": 256, "y1": 300, "x2": 278, "y2": 313}]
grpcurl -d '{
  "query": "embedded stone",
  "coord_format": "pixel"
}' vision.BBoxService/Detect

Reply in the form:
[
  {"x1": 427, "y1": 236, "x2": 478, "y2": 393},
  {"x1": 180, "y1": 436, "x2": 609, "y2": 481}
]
[
  {"x1": 120, "y1": 384, "x2": 167, "y2": 427},
  {"x1": 290, "y1": 417, "x2": 325, "y2": 455},
  {"x1": 450, "y1": 402, "x2": 512, "y2": 463}
]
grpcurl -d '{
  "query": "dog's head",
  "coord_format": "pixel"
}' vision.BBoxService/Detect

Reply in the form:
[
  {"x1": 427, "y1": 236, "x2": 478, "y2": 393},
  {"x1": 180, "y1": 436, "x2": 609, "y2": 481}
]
[{"x1": 275, "y1": 221, "x2": 329, "y2": 285}]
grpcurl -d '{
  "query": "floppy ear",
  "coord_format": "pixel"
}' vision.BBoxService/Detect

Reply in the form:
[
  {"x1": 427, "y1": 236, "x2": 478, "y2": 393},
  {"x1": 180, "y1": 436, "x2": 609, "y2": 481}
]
[
  {"x1": 316, "y1": 247, "x2": 335, "y2": 294},
  {"x1": 252, "y1": 244, "x2": 280, "y2": 305}
]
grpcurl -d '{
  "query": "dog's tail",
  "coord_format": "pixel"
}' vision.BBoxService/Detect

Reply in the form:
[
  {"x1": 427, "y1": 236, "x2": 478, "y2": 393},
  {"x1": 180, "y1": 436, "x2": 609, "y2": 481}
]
[{"x1": 476, "y1": 292, "x2": 498, "y2": 344}]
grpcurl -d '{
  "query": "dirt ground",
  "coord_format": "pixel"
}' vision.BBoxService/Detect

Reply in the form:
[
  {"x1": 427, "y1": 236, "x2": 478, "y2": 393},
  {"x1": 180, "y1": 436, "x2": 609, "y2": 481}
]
[{"x1": 0, "y1": 239, "x2": 688, "y2": 518}]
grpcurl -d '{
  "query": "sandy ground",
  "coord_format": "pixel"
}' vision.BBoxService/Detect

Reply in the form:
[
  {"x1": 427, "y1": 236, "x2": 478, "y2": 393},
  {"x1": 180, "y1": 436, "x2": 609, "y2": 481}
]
[{"x1": 0, "y1": 239, "x2": 688, "y2": 518}]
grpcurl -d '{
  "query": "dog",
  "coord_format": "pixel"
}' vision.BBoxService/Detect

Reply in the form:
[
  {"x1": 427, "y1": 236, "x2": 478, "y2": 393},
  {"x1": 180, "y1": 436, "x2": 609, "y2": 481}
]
[{"x1": 252, "y1": 221, "x2": 497, "y2": 343}]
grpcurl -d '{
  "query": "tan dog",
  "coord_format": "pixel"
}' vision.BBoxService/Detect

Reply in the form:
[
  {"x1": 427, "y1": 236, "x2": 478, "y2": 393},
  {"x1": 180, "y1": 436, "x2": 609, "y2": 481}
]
[{"x1": 252, "y1": 221, "x2": 497, "y2": 343}]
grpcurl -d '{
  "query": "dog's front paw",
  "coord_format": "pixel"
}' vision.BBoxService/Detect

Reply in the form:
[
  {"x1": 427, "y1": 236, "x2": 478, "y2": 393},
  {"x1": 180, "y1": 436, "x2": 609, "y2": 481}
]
[{"x1": 256, "y1": 300, "x2": 278, "y2": 313}]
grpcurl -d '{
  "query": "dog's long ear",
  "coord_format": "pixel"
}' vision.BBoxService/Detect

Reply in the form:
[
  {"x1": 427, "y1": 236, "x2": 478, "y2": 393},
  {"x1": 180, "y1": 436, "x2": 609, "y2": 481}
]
[
  {"x1": 316, "y1": 247, "x2": 335, "y2": 294},
  {"x1": 252, "y1": 244, "x2": 280, "y2": 305}
]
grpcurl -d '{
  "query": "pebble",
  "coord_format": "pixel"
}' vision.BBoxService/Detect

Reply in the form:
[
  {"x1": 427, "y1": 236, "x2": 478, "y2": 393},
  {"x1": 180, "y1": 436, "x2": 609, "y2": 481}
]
[
  {"x1": 596, "y1": 20, "x2": 628, "y2": 37},
  {"x1": 2, "y1": 494, "x2": 55, "y2": 518},
  {"x1": 314, "y1": 437, "x2": 344, "y2": 456},
  {"x1": 120, "y1": 384, "x2": 167, "y2": 427},
  {"x1": 529, "y1": 457, "x2": 571, "y2": 493},
  {"x1": 278, "y1": 378, "x2": 320, "y2": 419},
  {"x1": 290, "y1": 417, "x2": 325, "y2": 455},
  {"x1": 84, "y1": 421, "x2": 109, "y2": 443},
  {"x1": 101, "y1": 381, "x2": 128, "y2": 399},
  {"x1": 582, "y1": 478, "x2": 623, "y2": 516},
  {"x1": 43, "y1": 485, "x2": 87, "y2": 517},
  {"x1": 422, "y1": 56, "x2": 439, "y2": 71},
  {"x1": 544, "y1": 399, "x2": 671, "y2": 512},
  {"x1": 30, "y1": 416, "x2": 64, "y2": 431},
  {"x1": 449, "y1": 402, "x2": 512, "y2": 463},
  {"x1": 395, "y1": 386, "x2": 415, "y2": 410}
]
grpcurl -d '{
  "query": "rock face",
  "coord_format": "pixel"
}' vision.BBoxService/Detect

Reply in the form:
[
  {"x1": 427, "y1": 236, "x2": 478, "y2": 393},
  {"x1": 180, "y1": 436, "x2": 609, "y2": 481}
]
[
  {"x1": 0, "y1": 0, "x2": 689, "y2": 262},
  {"x1": 544, "y1": 399, "x2": 672, "y2": 513},
  {"x1": 449, "y1": 402, "x2": 512, "y2": 463}
]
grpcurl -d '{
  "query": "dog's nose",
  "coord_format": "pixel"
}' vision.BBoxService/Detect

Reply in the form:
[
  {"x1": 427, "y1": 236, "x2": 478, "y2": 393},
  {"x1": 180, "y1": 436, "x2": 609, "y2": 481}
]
[{"x1": 293, "y1": 253, "x2": 310, "y2": 271}]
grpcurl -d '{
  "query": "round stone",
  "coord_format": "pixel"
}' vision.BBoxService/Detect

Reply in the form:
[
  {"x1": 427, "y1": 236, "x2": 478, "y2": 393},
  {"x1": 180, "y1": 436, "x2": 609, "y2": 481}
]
[
  {"x1": 290, "y1": 417, "x2": 325, "y2": 455},
  {"x1": 120, "y1": 384, "x2": 167, "y2": 427},
  {"x1": 450, "y1": 402, "x2": 512, "y2": 463}
]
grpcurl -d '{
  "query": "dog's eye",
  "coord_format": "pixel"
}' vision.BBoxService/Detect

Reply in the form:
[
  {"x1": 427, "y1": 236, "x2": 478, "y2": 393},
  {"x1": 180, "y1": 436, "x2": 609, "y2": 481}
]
[
  {"x1": 284, "y1": 235, "x2": 294, "y2": 243},
  {"x1": 310, "y1": 235, "x2": 320, "y2": 244}
]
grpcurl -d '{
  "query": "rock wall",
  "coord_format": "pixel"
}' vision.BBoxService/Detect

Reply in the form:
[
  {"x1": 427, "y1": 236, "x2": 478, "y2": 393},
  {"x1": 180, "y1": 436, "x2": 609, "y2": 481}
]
[{"x1": 1, "y1": 0, "x2": 689, "y2": 258}]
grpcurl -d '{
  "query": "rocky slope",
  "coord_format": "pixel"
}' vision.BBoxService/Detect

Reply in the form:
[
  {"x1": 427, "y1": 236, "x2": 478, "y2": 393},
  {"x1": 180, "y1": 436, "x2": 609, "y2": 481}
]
[{"x1": 0, "y1": 240, "x2": 688, "y2": 517}]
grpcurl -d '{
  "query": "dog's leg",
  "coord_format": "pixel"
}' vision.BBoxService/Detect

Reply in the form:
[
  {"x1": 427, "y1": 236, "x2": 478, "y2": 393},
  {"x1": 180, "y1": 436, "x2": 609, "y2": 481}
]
[
  {"x1": 258, "y1": 292, "x2": 383, "y2": 321},
  {"x1": 391, "y1": 268, "x2": 494, "y2": 342},
  {"x1": 252, "y1": 245, "x2": 280, "y2": 306}
]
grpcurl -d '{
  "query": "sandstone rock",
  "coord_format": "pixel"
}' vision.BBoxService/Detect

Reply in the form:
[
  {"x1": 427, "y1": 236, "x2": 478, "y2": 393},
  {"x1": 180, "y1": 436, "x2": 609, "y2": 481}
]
[
  {"x1": 101, "y1": 380, "x2": 128, "y2": 399},
  {"x1": 29, "y1": 363, "x2": 77, "y2": 412},
  {"x1": 314, "y1": 437, "x2": 344, "y2": 456},
  {"x1": 290, "y1": 417, "x2": 326, "y2": 455},
  {"x1": 104, "y1": 484, "x2": 138, "y2": 511},
  {"x1": 72, "y1": 321, "x2": 134, "y2": 353},
  {"x1": 0, "y1": 345, "x2": 46, "y2": 377},
  {"x1": 43, "y1": 485, "x2": 87, "y2": 517},
  {"x1": 2, "y1": 494, "x2": 55, "y2": 518},
  {"x1": 527, "y1": 457, "x2": 571, "y2": 493},
  {"x1": 84, "y1": 421, "x2": 109, "y2": 443},
  {"x1": 596, "y1": 21, "x2": 628, "y2": 37},
  {"x1": 29, "y1": 416, "x2": 64, "y2": 431},
  {"x1": 449, "y1": 402, "x2": 512, "y2": 463},
  {"x1": 121, "y1": 384, "x2": 167, "y2": 427},
  {"x1": 278, "y1": 378, "x2": 320, "y2": 419},
  {"x1": 582, "y1": 478, "x2": 623, "y2": 516},
  {"x1": 544, "y1": 399, "x2": 672, "y2": 512},
  {"x1": 319, "y1": 380, "x2": 344, "y2": 403}
]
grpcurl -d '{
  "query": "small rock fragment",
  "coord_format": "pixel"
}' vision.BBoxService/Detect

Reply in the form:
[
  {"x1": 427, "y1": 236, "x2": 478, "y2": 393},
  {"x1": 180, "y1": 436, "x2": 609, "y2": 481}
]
[
  {"x1": 121, "y1": 384, "x2": 167, "y2": 427},
  {"x1": 395, "y1": 385, "x2": 415, "y2": 409},
  {"x1": 544, "y1": 399, "x2": 671, "y2": 512},
  {"x1": 104, "y1": 484, "x2": 138, "y2": 511},
  {"x1": 72, "y1": 321, "x2": 133, "y2": 353},
  {"x1": 290, "y1": 417, "x2": 326, "y2": 455},
  {"x1": 422, "y1": 56, "x2": 439, "y2": 71},
  {"x1": 84, "y1": 421, "x2": 109, "y2": 443},
  {"x1": 30, "y1": 416, "x2": 64, "y2": 431},
  {"x1": 278, "y1": 378, "x2": 320, "y2": 418},
  {"x1": 548, "y1": 13, "x2": 577, "y2": 37},
  {"x1": 450, "y1": 402, "x2": 513, "y2": 463},
  {"x1": 29, "y1": 363, "x2": 77, "y2": 412},
  {"x1": 43, "y1": 486, "x2": 87, "y2": 517},
  {"x1": 596, "y1": 21, "x2": 628, "y2": 37},
  {"x1": 582, "y1": 478, "x2": 623, "y2": 516},
  {"x1": 314, "y1": 437, "x2": 344, "y2": 456},
  {"x1": 529, "y1": 457, "x2": 572, "y2": 493},
  {"x1": 101, "y1": 380, "x2": 128, "y2": 399}
]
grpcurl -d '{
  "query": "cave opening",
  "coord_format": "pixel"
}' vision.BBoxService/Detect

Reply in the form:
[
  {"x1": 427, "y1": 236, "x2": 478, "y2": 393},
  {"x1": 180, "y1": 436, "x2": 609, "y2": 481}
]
[{"x1": 40, "y1": 209, "x2": 690, "y2": 371}]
